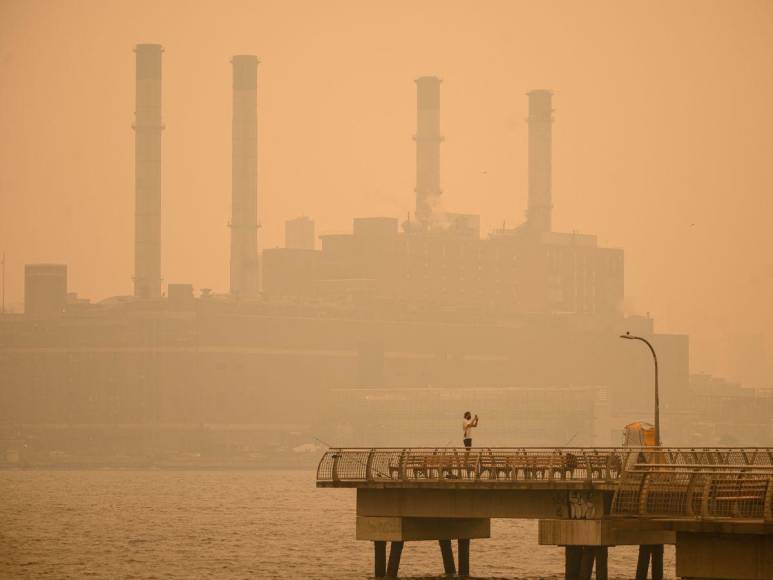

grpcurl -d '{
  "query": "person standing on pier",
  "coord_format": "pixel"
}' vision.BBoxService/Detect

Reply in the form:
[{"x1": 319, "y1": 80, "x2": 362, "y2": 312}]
[{"x1": 463, "y1": 411, "x2": 478, "y2": 448}]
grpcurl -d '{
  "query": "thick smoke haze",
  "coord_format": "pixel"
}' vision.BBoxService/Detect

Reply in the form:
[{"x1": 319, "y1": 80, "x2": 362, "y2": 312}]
[{"x1": 1, "y1": 0, "x2": 772, "y2": 381}]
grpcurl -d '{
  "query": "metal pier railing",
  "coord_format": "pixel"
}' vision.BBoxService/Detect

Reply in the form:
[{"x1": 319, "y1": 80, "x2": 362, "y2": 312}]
[
  {"x1": 316, "y1": 447, "x2": 773, "y2": 485},
  {"x1": 611, "y1": 463, "x2": 773, "y2": 521}
]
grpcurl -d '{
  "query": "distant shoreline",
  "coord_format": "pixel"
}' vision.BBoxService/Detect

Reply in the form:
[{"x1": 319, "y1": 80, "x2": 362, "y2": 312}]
[{"x1": 0, "y1": 463, "x2": 318, "y2": 471}]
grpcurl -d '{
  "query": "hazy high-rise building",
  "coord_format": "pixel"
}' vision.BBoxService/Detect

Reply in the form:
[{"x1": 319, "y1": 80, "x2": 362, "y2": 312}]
[
  {"x1": 285, "y1": 216, "x2": 315, "y2": 250},
  {"x1": 24, "y1": 264, "x2": 67, "y2": 317},
  {"x1": 229, "y1": 55, "x2": 260, "y2": 298},
  {"x1": 527, "y1": 90, "x2": 553, "y2": 233},
  {"x1": 414, "y1": 76, "x2": 443, "y2": 227},
  {"x1": 133, "y1": 44, "x2": 163, "y2": 299}
]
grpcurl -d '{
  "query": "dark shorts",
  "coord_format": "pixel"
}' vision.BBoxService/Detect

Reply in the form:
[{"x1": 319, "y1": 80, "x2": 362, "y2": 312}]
[{"x1": 463, "y1": 438, "x2": 472, "y2": 448}]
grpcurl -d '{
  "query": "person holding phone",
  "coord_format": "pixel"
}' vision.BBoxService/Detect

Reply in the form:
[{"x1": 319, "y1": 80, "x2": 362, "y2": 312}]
[{"x1": 463, "y1": 411, "x2": 479, "y2": 448}]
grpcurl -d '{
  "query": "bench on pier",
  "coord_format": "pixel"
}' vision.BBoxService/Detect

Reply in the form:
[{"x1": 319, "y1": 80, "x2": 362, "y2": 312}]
[
  {"x1": 383, "y1": 449, "x2": 625, "y2": 482},
  {"x1": 388, "y1": 452, "x2": 471, "y2": 480},
  {"x1": 709, "y1": 479, "x2": 769, "y2": 517},
  {"x1": 584, "y1": 452, "x2": 624, "y2": 481},
  {"x1": 479, "y1": 451, "x2": 578, "y2": 481}
]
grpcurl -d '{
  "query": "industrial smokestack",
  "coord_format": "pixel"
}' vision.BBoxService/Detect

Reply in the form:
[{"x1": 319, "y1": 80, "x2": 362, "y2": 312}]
[
  {"x1": 527, "y1": 90, "x2": 553, "y2": 233},
  {"x1": 133, "y1": 44, "x2": 163, "y2": 299},
  {"x1": 229, "y1": 55, "x2": 260, "y2": 298},
  {"x1": 414, "y1": 76, "x2": 443, "y2": 227}
]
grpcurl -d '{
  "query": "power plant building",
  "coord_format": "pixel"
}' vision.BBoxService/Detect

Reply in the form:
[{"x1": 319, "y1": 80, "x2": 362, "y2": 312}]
[
  {"x1": 264, "y1": 86, "x2": 623, "y2": 316},
  {"x1": 1, "y1": 53, "x2": 721, "y2": 469},
  {"x1": 285, "y1": 217, "x2": 315, "y2": 250},
  {"x1": 24, "y1": 264, "x2": 67, "y2": 317}
]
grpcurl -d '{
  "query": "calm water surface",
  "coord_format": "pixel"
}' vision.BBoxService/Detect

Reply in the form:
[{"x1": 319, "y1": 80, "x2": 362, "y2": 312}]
[{"x1": 0, "y1": 470, "x2": 674, "y2": 579}]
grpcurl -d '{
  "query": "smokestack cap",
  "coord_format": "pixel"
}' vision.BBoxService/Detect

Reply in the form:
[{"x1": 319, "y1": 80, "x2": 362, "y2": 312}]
[
  {"x1": 416, "y1": 76, "x2": 441, "y2": 109},
  {"x1": 135, "y1": 44, "x2": 163, "y2": 80},
  {"x1": 232, "y1": 55, "x2": 260, "y2": 89}
]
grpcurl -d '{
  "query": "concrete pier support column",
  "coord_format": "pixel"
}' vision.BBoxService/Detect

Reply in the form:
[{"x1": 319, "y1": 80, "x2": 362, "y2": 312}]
[
  {"x1": 374, "y1": 541, "x2": 386, "y2": 577},
  {"x1": 579, "y1": 547, "x2": 596, "y2": 580},
  {"x1": 565, "y1": 546, "x2": 606, "y2": 580},
  {"x1": 565, "y1": 545, "x2": 582, "y2": 580},
  {"x1": 438, "y1": 539, "x2": 456, "y2": 575},
  {"x1": 651, "y1": 544, "x2": 663, "y2": 580},
  {"x1": 458, "y1": 538, "x2": 470, "y2": 577},
  {"x1": 635, "y1": 544, "x2": 663, "y2": 579},
  {"x1": 636, "y1": 545, "x2": 651, "y2": 580},
  {"x1": 595, "y1": 546, "x2": 608, "y2": 580},
  {"x1": 387, "y1": 541, "x2": 403, "y2": 577}
]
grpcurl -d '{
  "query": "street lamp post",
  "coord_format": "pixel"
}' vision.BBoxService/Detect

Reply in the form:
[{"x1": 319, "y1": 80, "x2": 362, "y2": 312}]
[{"x1": 620, "y1": 331, "x2": 661, "y2": 446}]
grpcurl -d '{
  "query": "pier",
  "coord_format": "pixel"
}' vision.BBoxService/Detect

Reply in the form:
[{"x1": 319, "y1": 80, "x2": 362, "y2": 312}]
[{"x1": 316, "y1": 447, "x2": 773, "y2": 579}]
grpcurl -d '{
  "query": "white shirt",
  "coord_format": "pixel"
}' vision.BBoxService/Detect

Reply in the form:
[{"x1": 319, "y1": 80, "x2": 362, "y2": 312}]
[{"x1": 463, "y1": 418, "x2": 475, "y2": 438}]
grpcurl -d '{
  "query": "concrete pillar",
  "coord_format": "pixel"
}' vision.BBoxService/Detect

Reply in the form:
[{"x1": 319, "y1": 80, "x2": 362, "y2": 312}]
[
  {"x1": 635, "y1": 544, "x2": 663, "y2": 579},
  {"x1": 636, "y1": 545, "x2": 651, "y2": 580},
  {"x1": 579, "y1": 547, "x2": 596, "y2": 580},
  {"x1": 565, "y1": 546, "x2": 607, "y2": 580},
  {"x1": 438, "y1": 539, "x2": 456, "y2": 575},
  {"x1": 374, "y1": 541, "x2": 386, "y2": 577},
  {"x1": 565, "y1": 546, "x2": 582, "y2": 580},
  {"x1": 595, "y1": 546, "x2": 608, "y2": 580},
  {"x1": 458, "y1": 538, "x2": 470, "y2": 577},
  {"x1": 387, "y1": 541, "x2": 403, "y2": 577},
  {"x1": 651, "y1": 544, "x2": 663, "y2": 580}
]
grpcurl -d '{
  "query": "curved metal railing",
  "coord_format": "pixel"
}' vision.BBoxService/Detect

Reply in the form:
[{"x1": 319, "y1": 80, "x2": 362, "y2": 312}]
[
  {"x1": 316, "y1": 447, "x2": 773, "y2": 485},
  {"x1": 611, "y1": 463, "x2": 773, "y2": 521}
]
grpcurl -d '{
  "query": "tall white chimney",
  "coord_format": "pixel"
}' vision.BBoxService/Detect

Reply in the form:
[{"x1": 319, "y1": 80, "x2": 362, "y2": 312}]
[
  {"x1": 527, "y1": 90, "x2": 553, "y2": 233},
  {"x1": 229, "y1": 55, "x2": 260, "y2": 297},
  {"x1": 414, "y1": 76, "x2": 443, "y2": 227},
  {"x1": 133, "y1": 44, "x2": 163, "y2": 298}
]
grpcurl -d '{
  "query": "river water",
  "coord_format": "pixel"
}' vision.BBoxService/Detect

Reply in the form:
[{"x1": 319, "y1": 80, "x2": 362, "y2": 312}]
[{"x1": 0, "y1": 469, "x2": 675, "y2": 579}]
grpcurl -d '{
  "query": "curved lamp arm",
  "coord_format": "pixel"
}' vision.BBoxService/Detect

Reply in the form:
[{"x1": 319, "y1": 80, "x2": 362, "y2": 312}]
[{"x1": 620, "y1": 331, "x2": 661, "y2": 446}]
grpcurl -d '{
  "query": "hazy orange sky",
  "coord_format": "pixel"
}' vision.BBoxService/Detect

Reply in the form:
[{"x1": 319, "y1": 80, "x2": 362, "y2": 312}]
[{"x1": 1, "y1": 0, "x2": 772, "y2": 374}]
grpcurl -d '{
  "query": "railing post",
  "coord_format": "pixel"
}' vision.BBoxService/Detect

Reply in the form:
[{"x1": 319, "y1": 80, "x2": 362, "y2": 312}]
[
  {"x1": 700, "y1": 475, "x2": 712, "y2": 518},
  {"x1": 763, "y1": 475, "x2": 773, "y2": 523},
  {"x1": 638, "y1": 472, "x2": 651, "y2": 516},
  {"x1": 622, "y1": 448, "x2": 633, "y2": 472},
  {"x1": 332, "y1": 450, "x2": 340, "y2": 482},
  {"x1": 366, "y1": 448, "x2": 375, "y2": 482},
  {"x1": 685, "y1": 472, "x2": 698, "y2": 517},
  {"x1": 583, "y1": 452, "x2": 592, "y2": 482},
  {"x1": 399, "y1": 449, "x2": 407, "y2": 481}
]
